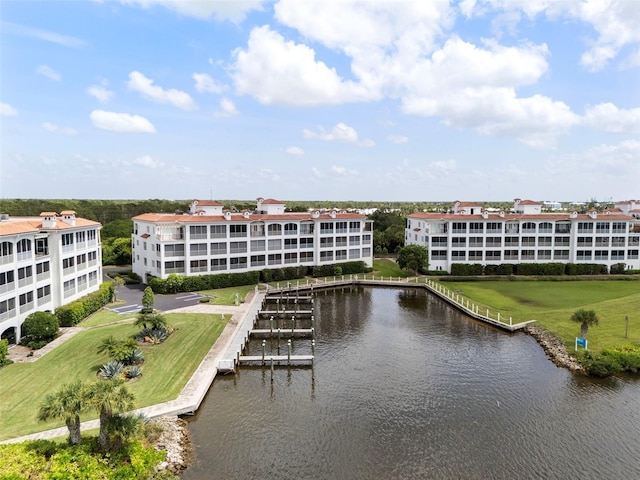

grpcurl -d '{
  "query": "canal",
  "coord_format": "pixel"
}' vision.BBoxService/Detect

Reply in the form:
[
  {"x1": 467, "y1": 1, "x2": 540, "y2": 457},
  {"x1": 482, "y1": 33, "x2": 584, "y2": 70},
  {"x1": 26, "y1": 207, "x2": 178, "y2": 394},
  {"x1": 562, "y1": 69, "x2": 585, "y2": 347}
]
[{"x1": 182, "y1": 287, "x2": 640, "y2": 479}]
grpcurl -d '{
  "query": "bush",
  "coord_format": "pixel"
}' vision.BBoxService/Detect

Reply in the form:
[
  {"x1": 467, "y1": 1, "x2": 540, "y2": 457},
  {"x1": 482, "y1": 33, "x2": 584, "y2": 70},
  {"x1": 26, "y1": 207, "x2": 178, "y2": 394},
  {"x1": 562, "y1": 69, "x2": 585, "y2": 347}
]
[
  {"x1": 124, "y1": 365, "x2": 143, "y2": 379},
  {"x1": 99, "y1": 361, "x2": 125, "y2": 379},
  {"x1": 609, "y1": 263, "x2": 627, "y2": 274},
  {"x1": 20, "y1": 311, "x2": 59, "y2": 346},
  {"x1": 148, "y1": 270, "x2": 261, "y2": 294},
  {"x1": 0, "y1": 339, "x2": 13, "y2": 367},
  {"x1": 56, "y1": 283, "x2": 114, "y2": 327}
]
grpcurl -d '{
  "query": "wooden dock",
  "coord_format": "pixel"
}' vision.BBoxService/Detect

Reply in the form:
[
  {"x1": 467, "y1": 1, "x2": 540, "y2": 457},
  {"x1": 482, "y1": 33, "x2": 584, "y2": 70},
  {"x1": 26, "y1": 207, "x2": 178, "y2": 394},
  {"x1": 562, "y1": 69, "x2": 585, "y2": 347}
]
[
  {"x1": 259, "y1": 309, "x2": 313, "y2": 316},
  {"x1": 238, "y1": 355, "x2": 314, "y2": 366},
  {"x1": 250, "y1": 328, "x2": 314, "y2": 338}
]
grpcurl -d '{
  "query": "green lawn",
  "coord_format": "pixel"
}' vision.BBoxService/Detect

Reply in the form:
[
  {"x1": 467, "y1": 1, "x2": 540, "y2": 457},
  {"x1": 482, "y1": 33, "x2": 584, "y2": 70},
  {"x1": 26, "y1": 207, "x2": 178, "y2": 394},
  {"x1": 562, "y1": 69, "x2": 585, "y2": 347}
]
[
  {"x1": 440, "y1": 280, "x2": 640, "y2": 352},
  {"x1": 198, "y1": 284, "x2": 257, "y2": 305},
  {"x1": 0, "y1": 313, "x2": 226, "y2": 441},
  {"x1": 372, "y1": 258, "x2": 409, "y2": 278},
  {"x1": 78, "y1": 307, "x2": 131, "y2": 328}
]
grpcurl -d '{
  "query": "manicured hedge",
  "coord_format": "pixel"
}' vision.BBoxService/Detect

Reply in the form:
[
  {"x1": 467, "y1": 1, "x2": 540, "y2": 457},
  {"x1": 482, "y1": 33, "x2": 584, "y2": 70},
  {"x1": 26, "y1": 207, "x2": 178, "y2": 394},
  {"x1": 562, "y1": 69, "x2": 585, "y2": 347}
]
[
  {"x1": 55, "y1": 282, "x2": 114, "y2": 327},
  {"x1": 450, "y1": 262, "x2": 609, "y2": 276}
]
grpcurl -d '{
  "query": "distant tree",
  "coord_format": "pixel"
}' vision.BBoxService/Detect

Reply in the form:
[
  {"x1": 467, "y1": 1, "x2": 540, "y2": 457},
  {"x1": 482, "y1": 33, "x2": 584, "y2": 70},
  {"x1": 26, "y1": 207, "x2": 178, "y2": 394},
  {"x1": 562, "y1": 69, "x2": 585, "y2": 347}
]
[
  {"x1": 111, "y1": 276, "x2": 125, "y2": 301},
  {"x1": 141, "y1": 287, "x2": 155, "y2": 312},
  {"x1": 110, "y1": 238, "x2": 132, "y2": 265},
  {"x1": 37, "y1": 381, "x2": 87, "y2": 445},
  {"x1": 571, "y1": 308, "x2": 599, "y2": 339},
  {"x1": 21, "y1": 311, "x2": 59, "y2": 345},
  {"x1": 397, "y1": 245, "x2": 429, "y2": 275},
  {"x1": 86, "y1": 379, "x2": 135, "y2": 451},
  {"x1": 101, "y1": 219, "x2": 134, "y2": 239}
]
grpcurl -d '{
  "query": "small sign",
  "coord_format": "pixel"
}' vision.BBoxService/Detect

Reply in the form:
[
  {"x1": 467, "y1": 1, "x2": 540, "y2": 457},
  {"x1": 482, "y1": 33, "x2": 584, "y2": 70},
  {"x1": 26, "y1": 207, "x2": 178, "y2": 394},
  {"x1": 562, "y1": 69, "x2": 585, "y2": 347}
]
[{"x1": 575, "y1": 337, "x2": 588, "y2": 351}]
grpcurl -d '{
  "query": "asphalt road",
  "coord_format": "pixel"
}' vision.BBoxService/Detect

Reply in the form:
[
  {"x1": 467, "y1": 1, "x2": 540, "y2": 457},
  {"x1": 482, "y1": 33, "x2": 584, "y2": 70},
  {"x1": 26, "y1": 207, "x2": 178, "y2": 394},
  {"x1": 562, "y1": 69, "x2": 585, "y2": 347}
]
[{"x1": 106, "y1": 283, "x2": 205, "y2": 315}]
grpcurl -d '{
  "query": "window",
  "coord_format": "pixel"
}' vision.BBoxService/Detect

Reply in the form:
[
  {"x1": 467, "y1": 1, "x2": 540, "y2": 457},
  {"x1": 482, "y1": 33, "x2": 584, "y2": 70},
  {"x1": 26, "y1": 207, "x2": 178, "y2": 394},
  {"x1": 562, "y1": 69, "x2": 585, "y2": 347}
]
[
  {"x1": 336, "y1": 221, "x2": 347, "y2": 233},
  {"x1": 0, "y1": 298, "x2": 16, "y2": 315},
  {"x1": 594, "y1": 250, "x2": 609, "y2": 260},
  {"x1": 578, "y1": 222, "x2": 593, "y2": 233},
  {"x1": 320, "y1": 237, "x2": 334, "y2": 248},
  {"x1": 611, "y1": 237, "x2": 625, "y2": 247},
  {"x1": 251, "y1": 255, "x2": 266, "y2": 267},
  {"x1": 349, "y1": 249, "x2": 360, "y2": 259},
  {"x1": 37, "y1": 285, "x2": 51, "y2": 299},
  {"x1": 88, "y1": 229, "x2": 97, "y2": 241},
  {"x1": 486, "y1": 251, "x2": 502, "y2": 260},
  {"x1": 62, "y1": 233, "x2": 74, "y2": 246},
  {"x1": 539, "y1": 222, "x2": 553, "y2": 233},
  {"x1": 190, "y1": 225, "x2": 208, "y2": 239},
  {"x1": 431, "y1": 250, "x2": 447, "y2": 260},
  {"x1": 300, "y1": 238, "x2": 313, "y2": 249},
  {"x1": 595, "y1": 237, "x2": 609, "y2": 247},
  {"x1": 36, "y1": 262, "x2": 50, "y2": 275},
  {"x1": 452, "y1": 222, "x2": 467, "y2": 233},
  {"x1": 451, "y1": 251, "x2": 466, "y2": 261},
  {"x1": 363, "y1": 234, "x2": 372, "y2": 244},
  {"x1": 76, "y1": 254, "x2": 87, "y2": 267},
  {"x1": 452, "y1": 238, "x2": 466, "y2": 247},
  {"x1": 521, "y1": 237, "x2": 536, "y2": 247},
  {"x1": 320, "y1": 222, "x2": 334, "y2": 234},
  {"x1": 522, "y1": 222, "x2": 536, "y2": 233},
  {"x1": 595, "y1": 222, "x2": 610, "y2": 234},
  {"x1": 300, "y1": 251, "x2": 314, "y2": 262},
  {"x1": 19, "y1": 291, "x2": 34, "y2": 306},
  {"x1": 349, "y1": 221, "x2": 361, "y2": 232},
  {"x1": 611, "y1": 250, "x2": 625, "y2": 261},
  {"x1": 268, "y1": 239, "x2": 281, "y2": 251},
  {"x1": 211, "y1": 258, "x2": 227, "y2": 271},
  {"x1": 284, "y1": 238, "x2": 298, "y2": 250},
  {"x1": 554, "y1": 237, "x2": 570, "y2": 246},
  {"x1": 486, "y1": 237, "x2": 502, "y2": 247},
  {"x1": 431, "y1": 237, "x2": 447, "y2": 247},
  {"x1": 362, "y1": 247, "x2": 371, "y2": 258},
  {"x1": 629, "y1": 237, "x2": 639, "y2": 246},
  {"x1": 88, "y1": 251, "x2": 97, "y2": 263},
  {"x1": 504, "y1": 237, "x2": 518, "y2": 247},
  {"x1": 505, "y1": 222, "x2": 519, "y2": 234},
  {"x1": 267, "y1": 224, "x2": 282, "y2": 236},
  {"x1": 211, "y1": 225, "x2": 227, "y2": 238},
  {"x1": 537, "y1": 250, "x2": 552, "y2": 260},
  {"x1": 612, "y1": 222, "x2": 626, "y2": 233},
  {"x1": 230, "y1": 241, "x2": 247, "y2": 253},
  {"x1": 190, "y1": 259, "x2": 208, "y2": 272},
  {"x1": 0, "y1": 241, "x2": 13, "y2": 258},
  {"x1": 284, "y1": 223, "x2": 298, "y2": 235},
  {"x1": 486, "y1": 222, "x2": 502, "y2": 233},
  {"x1": 504, "y1": 250, "x2": 519, "y2": 260},
  {"x1": 268, "y1": 254, "x2": 282, "y2": 265},
  {"x1": 210, "y1": 242, "x2": 227, "y2": 255},
  {"x1": 230, "y1": 257, "x2": 248, "y2": 270},
  {"x1": 63, "y1": 279, "x2": 75, "y2": 292},
  {"x1": 300, "y1": 222, "x2": 314, "y2": 235},
  {"x1": 62, "y1": 257, "x2": 75, "y2": 270},
  {"x1": 555, "y1": 223, "x2": 571, "y2": 234},
  {"x1": 520, "y1": 250, "x2": 535, "y2": 260},
  {"x1": 75, "y1": 231, "x2": 86, "y2": 243},
  {"x1": 89, "y1": 271, "x2": 98, "y2": 283},
  {"x1": 577, "y1": 237, "x2": 593, "y2": 247},
  {"x1": 554, "y1": 249, "x2": 569, "y2": 260},
  {"x1": 349, "y1": 235, "x2": 360, "y2": 246},
  {"x1": 0, "y1": 271, "x2": 15, "y2": 286},
  {"x1": 230, "y1": 225, "x2": 247, "y2": 238},
  {"x1": 251, "y1": 240, "x2": 266, "y2": 251},
  {"x1": 578, "y1": 250, "x2": 593, "y2": 261},
  {"x1": 538, "y1": 237, "x2": 552, "y2": 247},
  {"x1": 165, "y1": 244, "x2": 185, "y2": 257},
  {"x1": 336, "y1": 250, "x2": 347, "y2": 260},
  {"x1": 77, "y1": 275, "x2": 87, "y2": 291},
  {"x1": 284, "y1": 252, "x2": 297, "y2": 264},
  {"x1": 469, "y1": 222, "x2": 483, "y2": 233},
  {"x1": 468, "y1": 251, "x2": 483, "y2": 261},
  {"x1": 320, "y1": 251, "x2": 334, "y2": 262},
  {"x1": 190, "y1": 243, "x2": 208, "y2": 256},
  {"x1": 164, "y1": 260, "x2": 185, "y2": 273},
  {"x1": 336, "y1": 236, "x2": 347, "y2": 247},
  {"x1": 628, "y1": 250, "x2": 639, "y2": 259},
  {"x1": 250, "y1": 222, "x2": 265, "y2": 237}
]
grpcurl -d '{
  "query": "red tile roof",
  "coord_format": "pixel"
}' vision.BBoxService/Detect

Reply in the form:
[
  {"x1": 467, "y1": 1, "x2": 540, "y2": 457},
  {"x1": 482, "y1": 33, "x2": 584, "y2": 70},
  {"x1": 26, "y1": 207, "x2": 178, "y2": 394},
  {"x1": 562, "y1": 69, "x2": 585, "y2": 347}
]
[{"x1": 133, "y1": 211, "x2": 365, "y2": 222}]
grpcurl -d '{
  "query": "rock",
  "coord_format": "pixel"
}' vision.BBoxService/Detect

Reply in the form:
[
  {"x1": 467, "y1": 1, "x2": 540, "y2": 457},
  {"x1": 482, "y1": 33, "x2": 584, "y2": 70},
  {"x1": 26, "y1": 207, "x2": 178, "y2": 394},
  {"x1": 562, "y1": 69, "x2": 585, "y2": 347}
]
[
  {"x1": 525, "y1": 324, "x2": 586, "y2": 374},
  {"x1": 152, "y1": 415, "x2": 192, "y2": 474}
]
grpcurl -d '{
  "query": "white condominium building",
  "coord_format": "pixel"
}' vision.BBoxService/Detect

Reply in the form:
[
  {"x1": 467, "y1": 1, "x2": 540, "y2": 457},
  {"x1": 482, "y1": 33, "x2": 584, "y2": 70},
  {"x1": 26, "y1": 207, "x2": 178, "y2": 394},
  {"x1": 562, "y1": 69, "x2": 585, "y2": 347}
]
[
  {"x1": 406, "y1": 199, "x2": 640, "y2": 273},
  {"x1": 131, "y1": 197, "x2": 374, "y2": 283},
  {"x1": 0, "y1": 211, "x2": 103, "y2": 343}
]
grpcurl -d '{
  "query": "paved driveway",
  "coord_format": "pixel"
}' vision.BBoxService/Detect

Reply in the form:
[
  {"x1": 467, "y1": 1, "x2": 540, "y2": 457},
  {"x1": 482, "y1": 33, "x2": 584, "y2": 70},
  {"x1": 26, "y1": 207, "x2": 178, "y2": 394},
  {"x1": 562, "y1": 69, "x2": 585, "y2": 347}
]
[{"x1": 106, "y1": 284, "x2": 205, "y2": 315}]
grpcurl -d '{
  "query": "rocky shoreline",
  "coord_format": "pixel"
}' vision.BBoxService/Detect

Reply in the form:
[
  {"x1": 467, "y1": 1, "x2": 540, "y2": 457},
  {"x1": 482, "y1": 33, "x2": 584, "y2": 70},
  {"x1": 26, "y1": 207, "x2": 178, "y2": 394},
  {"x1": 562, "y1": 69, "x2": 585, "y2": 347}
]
[
  {"x1": 525, "y1": 324, "x2": 586, "y2": 374},
  {"x1": 153, "y1": 416, "x2": 192, "y2": 475}
]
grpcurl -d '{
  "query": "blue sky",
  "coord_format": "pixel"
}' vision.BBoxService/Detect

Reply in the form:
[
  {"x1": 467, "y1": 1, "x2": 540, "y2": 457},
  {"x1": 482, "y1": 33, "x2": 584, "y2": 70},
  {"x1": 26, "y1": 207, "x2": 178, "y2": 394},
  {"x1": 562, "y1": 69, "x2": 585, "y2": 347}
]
[{"x1": 1, "y1": 0, "x2": 639, "y2": 202}]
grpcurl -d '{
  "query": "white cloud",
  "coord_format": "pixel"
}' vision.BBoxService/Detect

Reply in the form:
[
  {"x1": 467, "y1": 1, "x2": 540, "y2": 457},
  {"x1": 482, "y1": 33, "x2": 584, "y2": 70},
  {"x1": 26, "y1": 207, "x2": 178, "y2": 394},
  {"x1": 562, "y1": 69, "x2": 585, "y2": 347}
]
[
  {"x1": 582, "y1": 103, "x2": 640, "y2": 134},
  {"x1": 330, "y1": 165, "x2": 359, "y2": 176},
  {"x1": 132, "y1": 154, "x2": 164, "y2": 168},
  {"x1": 42, "y1": 122, "x2": 78, "y2": 136},
  {"x1": 0, "y1": 103, "x2": 17, "y2": 116},
  {"x1": 216, "y1": 98, "x2": 238, "y2": 117},
  {"x1": 303, "y1": 122, "x2": 375, "y2": 147},
  {"x1": 116, "y1": 0, "x2": 264, "y2": 22},
  {"x1": 1, "y1": 21, "x2": 85, "y2": 48},
  {"x1": 545, "y1": 140, "x2": 640, "y2": 178},
  {"x1": 311, "y1": 167, "x2": 324, "y2": 178},
  {"x1": 193, "y1": 73, "x2": 225, "y2": 94},
  {"x1": 36, "y1": 65, "x2": 61, "y2": 81},
  {"x1": 388, "y1": 134, "x2": 408, "y2": 144},
  {"x1": 285, "y1": 146, "x2": 305, "y2": 156},
  {"x1": 232, "y1": 26, "x2": 373, "y2": 106},
  {"x1": 90, "y1": 110, "x2": 156, "y2": 133},
  {"x1": 127, "y1": 71, "x2": 196, "y2": 110},
  {"x1": 428, "y1": 159, "x2": 457, "y2": 176},
  {"x1": 87, "y1": 85, "x2": 115, "y2": 103}
]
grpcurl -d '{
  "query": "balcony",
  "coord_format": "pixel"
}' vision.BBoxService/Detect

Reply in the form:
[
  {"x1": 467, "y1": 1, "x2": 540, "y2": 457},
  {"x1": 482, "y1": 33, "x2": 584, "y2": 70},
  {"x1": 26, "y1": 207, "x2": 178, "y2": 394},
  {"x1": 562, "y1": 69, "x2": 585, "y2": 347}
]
[
  {"x1": 0, "y1": 255, "x2": 14, "y2": 265},
  {"x1": 37, "y1": 295, "x2": 51, "y2": 307},
  {"x1": 17, "y1": 252, "x2": 33, "y2": 262}
]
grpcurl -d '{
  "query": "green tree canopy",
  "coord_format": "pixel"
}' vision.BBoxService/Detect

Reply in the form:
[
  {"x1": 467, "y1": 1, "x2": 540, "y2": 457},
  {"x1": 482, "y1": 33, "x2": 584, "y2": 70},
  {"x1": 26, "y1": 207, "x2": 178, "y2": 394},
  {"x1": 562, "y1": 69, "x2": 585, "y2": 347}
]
[
  {"x1": 396, "y1": 245, "x2": 429, "y2": 274},
  {"x1": 86, "y1": 379, "x2": 135, "y2": 451},
  {"x1": 141, "y1": 287, "x2": 155, "y2": 311},
  {"x1": 571, "y1": 308, "x2": 599, "y2": 339},
  {"x1": 38, "y1": 380, "x2": 87, "y2": 445},
  {"x1": 21, "y1": 311, "x2": 59, "y2": 345}
]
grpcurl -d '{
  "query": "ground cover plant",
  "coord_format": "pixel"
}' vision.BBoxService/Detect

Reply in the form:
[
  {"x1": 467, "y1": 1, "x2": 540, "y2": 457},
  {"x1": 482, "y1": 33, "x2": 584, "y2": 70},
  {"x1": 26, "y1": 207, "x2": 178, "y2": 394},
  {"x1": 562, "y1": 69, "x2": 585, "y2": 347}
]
[{"x1": 0, "y1": 313, "x2": 227, "y2": 441}]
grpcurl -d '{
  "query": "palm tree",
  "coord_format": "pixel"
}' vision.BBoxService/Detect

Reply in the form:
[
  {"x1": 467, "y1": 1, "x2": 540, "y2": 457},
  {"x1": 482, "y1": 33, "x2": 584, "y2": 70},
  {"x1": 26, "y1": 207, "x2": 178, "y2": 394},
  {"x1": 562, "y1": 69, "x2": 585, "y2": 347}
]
[
  {"x1": 104, "y1": 413, "x2": 144, "y2": 452},
  {"x1": 86, "y1": 379, "x2": 135, "y2": 451},
  {"x1": 98, "y1": 336, "x2": 138, "y2": 363},
  {"x1": 37, "y1": 380, "x2": 87, "y2": 445},
  {"x1": 135, "y1": 312, "x2": 167, "y2": 331},
  {"x1": 571, "y1": 308, "x2": 600, "y2": 339}
]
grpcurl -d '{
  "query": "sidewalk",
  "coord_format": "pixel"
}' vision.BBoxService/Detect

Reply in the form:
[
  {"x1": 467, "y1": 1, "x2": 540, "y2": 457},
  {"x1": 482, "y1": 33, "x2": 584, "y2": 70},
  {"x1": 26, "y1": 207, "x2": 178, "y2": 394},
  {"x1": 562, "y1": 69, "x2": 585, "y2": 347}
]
[{"x1": 1, "y1": 289, "x2": 266, "y2": 444}]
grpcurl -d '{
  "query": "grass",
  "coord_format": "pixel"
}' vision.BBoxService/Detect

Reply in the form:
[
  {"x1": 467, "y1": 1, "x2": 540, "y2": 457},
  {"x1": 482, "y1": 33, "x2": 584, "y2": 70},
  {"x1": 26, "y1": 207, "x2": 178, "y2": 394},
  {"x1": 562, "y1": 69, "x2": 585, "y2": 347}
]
[
  {"x1": 439, "y1": 280, "x2": 640, "y2": 352},
  {"x1": 0, "y1": 313, "x2": 227, "y2": 441},
  {"x1": 372, "y1": 258, "x2": 408, "y2": 278},
  {"x1": 78, "y1": 307, "x2": 131, "y2": 328},
  {"x1": 198, "y1": 284, "x2": 256, "y2": 305}
]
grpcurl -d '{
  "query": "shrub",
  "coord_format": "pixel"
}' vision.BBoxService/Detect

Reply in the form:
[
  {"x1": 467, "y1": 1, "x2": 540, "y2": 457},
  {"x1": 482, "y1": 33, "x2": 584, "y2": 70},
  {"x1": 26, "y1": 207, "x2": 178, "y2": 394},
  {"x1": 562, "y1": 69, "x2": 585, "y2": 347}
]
[
  {"x1": 124, "y1": 365, "x2": 142, "y2": 379},
  {"x1": 99, "y1": 361, "x2": 125, "y2": 379},
  {"x1": 609, "y1": 263, "x2": 627, "y2": 274},
  {"x1": 0, "y1": 339, "x2": 12, "y2": 367},
  {"x1": 56, "y1": 283, "x2": 113, "y2": 327},
  {"x1": 126, "y1": 348, "x2": 144, "y2": 365},
  {"x1": 20, "y1": 311, "x2": 59, "y2": 346}
]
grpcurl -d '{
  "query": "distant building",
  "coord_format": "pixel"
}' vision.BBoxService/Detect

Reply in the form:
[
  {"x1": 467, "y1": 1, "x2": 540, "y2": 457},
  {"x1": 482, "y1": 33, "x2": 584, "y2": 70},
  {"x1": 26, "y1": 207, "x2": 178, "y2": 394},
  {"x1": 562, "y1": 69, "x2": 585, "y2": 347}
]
[
  {"x1": 131, "y1": 197, "x2": 374, "y2": 283},
  {"x1": 406, "y1": 198, "x2": 640, "y2": 272},
  {"x1": 0, "y1": 212, "x2": 103, "y2": 343}
]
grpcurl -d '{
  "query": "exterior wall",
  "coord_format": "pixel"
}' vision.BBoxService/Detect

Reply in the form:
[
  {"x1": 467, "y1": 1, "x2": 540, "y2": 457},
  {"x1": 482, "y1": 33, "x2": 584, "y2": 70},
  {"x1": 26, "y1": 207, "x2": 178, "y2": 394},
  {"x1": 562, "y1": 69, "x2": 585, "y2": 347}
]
[
  {"x1": 0, "y1": 218, "x2": 102, "y2": 342},
  {"x1": 406, "y1": 212, "x2": 640, "y2": 273},
  {"x1": 132, "y1": 213, "x2": 374, "y2": 282}
]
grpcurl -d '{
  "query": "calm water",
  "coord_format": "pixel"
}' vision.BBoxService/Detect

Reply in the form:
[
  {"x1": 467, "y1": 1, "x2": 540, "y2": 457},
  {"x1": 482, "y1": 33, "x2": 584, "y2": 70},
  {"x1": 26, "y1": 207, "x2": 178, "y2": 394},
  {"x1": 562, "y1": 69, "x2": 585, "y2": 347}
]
[{"x1": 183, "y1": 287, "x2": 640, "y2": 480}]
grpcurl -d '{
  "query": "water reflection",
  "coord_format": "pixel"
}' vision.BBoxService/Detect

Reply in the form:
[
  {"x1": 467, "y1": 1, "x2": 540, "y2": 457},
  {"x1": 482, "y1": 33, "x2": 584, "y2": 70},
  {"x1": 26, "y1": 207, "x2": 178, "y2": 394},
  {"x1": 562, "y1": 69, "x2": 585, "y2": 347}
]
[{"x1": 183, "y1": 287, "x2": 640, "y2": 480}]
